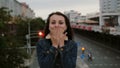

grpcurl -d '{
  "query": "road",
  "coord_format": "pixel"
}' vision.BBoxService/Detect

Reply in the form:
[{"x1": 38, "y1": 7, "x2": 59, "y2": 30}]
[
  {"x1": 74, "y1": 33, "x2": 120, "y2": 68},
  {"x1": 29, "y1": 33, "x2": 120, "y2": 68}
]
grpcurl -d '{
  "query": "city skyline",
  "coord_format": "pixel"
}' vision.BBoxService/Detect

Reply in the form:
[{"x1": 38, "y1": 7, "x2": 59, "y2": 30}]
[{"x1": 17, "y1": 0, "x2": 99, "y2": 19}]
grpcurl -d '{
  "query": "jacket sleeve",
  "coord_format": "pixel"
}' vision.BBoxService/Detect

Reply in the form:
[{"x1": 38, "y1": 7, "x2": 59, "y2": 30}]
[
  {"x1": 36, "y1": 40, "x2": 57, "y2": 68},
  {"x1": 60, "y1": 41, "x2": 78, "y2": 68}
]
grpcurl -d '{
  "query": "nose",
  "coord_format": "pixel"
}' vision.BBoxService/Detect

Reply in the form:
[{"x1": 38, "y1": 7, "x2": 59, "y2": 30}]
[{"x1": 55, "y1": 23, "x2": 59, "y2": 27}]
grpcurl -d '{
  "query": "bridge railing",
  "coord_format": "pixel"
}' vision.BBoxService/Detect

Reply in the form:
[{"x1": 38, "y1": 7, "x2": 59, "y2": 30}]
[{"x1": 71, "y1": 24, "x2": 120, "y2": 35}]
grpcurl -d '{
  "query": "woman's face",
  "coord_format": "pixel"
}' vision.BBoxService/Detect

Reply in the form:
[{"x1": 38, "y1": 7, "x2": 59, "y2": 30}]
[{"x1": 49, "y1": 14, "x2": 67, "y2": 34}]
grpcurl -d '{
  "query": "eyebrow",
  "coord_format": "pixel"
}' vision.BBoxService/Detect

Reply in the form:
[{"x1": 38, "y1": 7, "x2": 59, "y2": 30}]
[{"x1": 51, "y1": 19, "x2": 64, "y2": 21}]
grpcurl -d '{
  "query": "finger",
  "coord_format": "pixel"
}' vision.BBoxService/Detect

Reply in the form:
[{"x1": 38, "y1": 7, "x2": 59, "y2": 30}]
[
  {"x1": 58, "y1": 27, "x2": 64, "y2": 34},
  {"x1": 64, "y1": 32, "x2": 67, "y2": 35}
]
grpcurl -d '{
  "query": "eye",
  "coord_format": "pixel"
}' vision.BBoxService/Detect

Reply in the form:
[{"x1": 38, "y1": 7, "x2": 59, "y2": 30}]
[
  {"x1": 51, "y1": 21, "x2": 56, "y2": 24},
  {"x1": 59, "y1": 21, "x2": 64, "y2": 24}
]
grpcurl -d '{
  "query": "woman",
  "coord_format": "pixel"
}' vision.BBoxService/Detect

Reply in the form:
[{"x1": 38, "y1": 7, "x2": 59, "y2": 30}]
[{"x1": 36, "y1": 12, "x2": 77, "y2": 68}]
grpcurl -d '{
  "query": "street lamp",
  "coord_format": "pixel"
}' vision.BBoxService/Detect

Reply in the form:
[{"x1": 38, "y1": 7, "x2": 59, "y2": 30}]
[
  {"x1": 38, "y1": 31, "x2": 44, "y2": 38},
  {"x1": 26, "y1": 19, "x2": 31, "y2": 55}
]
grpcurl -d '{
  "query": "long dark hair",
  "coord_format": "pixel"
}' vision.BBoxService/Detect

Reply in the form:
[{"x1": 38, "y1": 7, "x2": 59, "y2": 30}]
[{"x1": 44, "y1": 12, "x2": 73, "y2": 40}]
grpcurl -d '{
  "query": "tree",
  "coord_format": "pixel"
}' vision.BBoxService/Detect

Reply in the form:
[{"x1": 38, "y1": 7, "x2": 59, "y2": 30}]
[
  {"x1": 30, "y1": 17, "x2": 45, "y2": 31},
  {"x1": 0, "y1": 7, "x2": 11, "y2": 22},
  {"x1": 16, "y1": 19, "x2": 28, "y2": 45},
  {"x1": 30, "y1": 17, "x2": 45, "y2": 46},
  {"x1": 0, "y1": 7, "x2": 46, "y2": 68},
  {"x1": 0, "y1": 7, "x2": 29, "y2": 68},
  {"x1": 0, "y1": 7, "x2": 11, "y2": 32}
]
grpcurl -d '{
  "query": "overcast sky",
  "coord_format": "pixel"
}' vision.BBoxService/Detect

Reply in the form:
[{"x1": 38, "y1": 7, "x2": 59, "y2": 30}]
[{"x1": 17, "y1": 0, "x2": 99, "y2": 19}]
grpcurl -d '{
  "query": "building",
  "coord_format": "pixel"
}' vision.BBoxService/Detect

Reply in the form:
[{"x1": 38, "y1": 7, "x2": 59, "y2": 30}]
[
  {"x1": 100, "y1": 0, "x2": 120, "y2": 14},
  {"x1": 64, "y1": 10, "x2": 86, "y2": 23},
  {"x1": 0, "y1": 0, "x2": 35, "y2": 19},
  {"x1": 0, "y1": 0, "x2": 35, "y2": 36},
  {"x1": 99, "y1": 0, "x2": 120, "y2": 26}
]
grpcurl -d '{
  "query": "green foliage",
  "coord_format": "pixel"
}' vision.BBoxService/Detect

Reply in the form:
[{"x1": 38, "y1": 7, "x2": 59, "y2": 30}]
[
  {"x1": 0, "y1": 48, "x2": 29, "y2": 68},
  {"x1": 30, "y1": 17, "x2": 45, "y2": 31},
  {"x1": 0, "y1": 7, "x2": 11, "y2": 22},
  {"x1": 0, "y1": 7, "x2": 46, "y2": 68},
  {"x1": 0, "y1": 35, "x2": 29, "y2": 68},
  {"x1": 30, "y1": 17, "x2": 45, "y2": 46},
  {"x1": 0, "y1": 21, "x2": 4, "y2": 29},
  {"x1": 0, "y1": 7, "x2": 29, "y2": 68},
  {"x1": 0, "y1": 7, "x2": 11, "y2": 32},
  {"x1": 16, "y1": 19, "x2": 28, "y2": 45}
]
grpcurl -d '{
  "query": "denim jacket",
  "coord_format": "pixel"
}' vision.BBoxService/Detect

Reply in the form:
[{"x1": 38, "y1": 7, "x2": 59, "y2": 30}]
[{"x1": 36, "y1": 38, "x2": 77, "y2": 68}]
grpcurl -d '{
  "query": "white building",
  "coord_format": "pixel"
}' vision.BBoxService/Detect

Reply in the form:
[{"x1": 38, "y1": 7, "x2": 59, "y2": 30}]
[
  {"x1": 86, "y1": 12, "x2": 100, "y2": 19},
  {"x1": 100, "y1": 0, "x2": 120, "y2": 14},
  {"x1": 0, "y1": 0, "x2": 35, "y2": 18},
  {"x1": 99, "y1": 0, "x2": 120, "y2": 26},
  {"x1": 64, "y1": 10, "x2": 86, "y2": 23}
]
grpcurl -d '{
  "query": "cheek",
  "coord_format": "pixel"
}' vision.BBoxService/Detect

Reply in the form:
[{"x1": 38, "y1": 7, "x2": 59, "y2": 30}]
[
  {"x1": 61, "y1": 25, "x2": 67, "y2": 30},
  {"x1": 49, "y1": 24, "x2": 54, "y2": 31}
]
